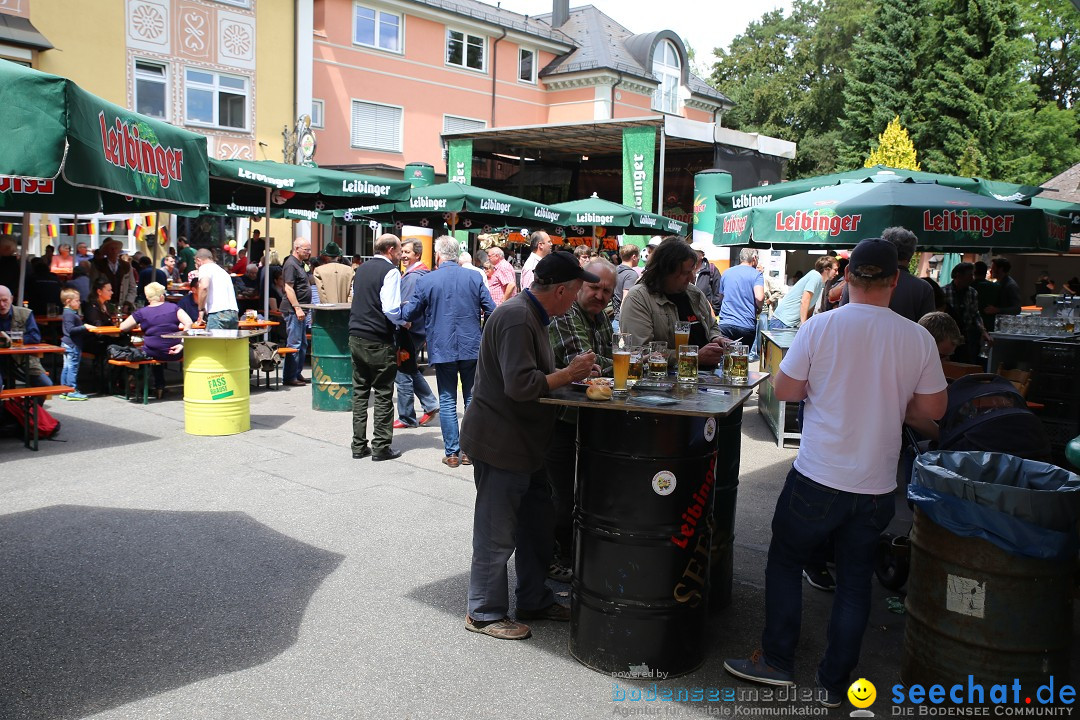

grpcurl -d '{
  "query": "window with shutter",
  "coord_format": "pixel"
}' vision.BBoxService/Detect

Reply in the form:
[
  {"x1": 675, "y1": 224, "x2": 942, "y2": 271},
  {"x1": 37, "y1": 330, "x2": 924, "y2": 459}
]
[
  {"x1": 443, "y1": 115, "x2": 486, "y2": 135},
  {"x1": 351, "y1": 100, "x2": 403, "y2": 152}
]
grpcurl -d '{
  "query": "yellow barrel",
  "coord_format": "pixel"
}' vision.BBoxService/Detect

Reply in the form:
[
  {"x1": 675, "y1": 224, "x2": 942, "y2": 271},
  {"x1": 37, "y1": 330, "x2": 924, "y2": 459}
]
[{"x1": 182, "y1": 337, "x2": 251, "y2": 435}]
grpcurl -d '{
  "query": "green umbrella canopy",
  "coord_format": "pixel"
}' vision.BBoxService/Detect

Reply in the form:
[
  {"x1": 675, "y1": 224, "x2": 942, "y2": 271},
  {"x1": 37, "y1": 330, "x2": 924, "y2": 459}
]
[
  {"x1": 209, "y1": 159, "x2": 410, "y2": 211},
  {"x1": 1030, "y1": 197, "x2": 1079, "y2": 253},
  {"x1": 175, "y1": 202, "x2": 335, "y2": 226},
  {"x1": 0, "y1": 59, "x2": 209, "y2": 211},
  {"x1": 715, "y1": 165, "x2": 1044, "y2": 213},
  {"x1": 714, "y1": 180, "x2": 1047, "y2": 251},
  {"x1": 335, "y1": 182, "x2": 567, "y2": 229},
  {"x1": 549, "y1": 194, "x2": 688, "y2": 235}
]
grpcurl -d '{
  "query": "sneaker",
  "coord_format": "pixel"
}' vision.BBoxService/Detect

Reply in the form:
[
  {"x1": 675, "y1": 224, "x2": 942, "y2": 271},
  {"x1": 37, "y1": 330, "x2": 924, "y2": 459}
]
[
  {"x1": 65, "y1": 391, "x2": 89, "y2": 401},
  {"x1": 57, "y1": 393, "x2": 68, "y2": 400},
  {"x1": 517, "y1": 602, "x2": 571, "y2": 622},
  {"x1": 803, "y1": 566, "x2": 836, "y2": 592},
  {"x1": 816, "y1": 675, "x2": 843, "y2": 708},
  {"x1": 547, "y1": 561, "x2": 572, "y2": 583},
  {"x1": 723, "y1": 650, "x2": 795, "y2": 687},
  {"x1": 418, "y1": 409, "x2": 438, "y2": 426},
  {"x1": 465, "y1": 615, "x2": 531, "y2": 640}
]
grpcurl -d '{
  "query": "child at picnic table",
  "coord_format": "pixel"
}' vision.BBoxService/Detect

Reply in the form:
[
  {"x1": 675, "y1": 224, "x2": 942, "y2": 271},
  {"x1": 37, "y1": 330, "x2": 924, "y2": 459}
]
[{"x1": 59, "y1": 288, "x2": 94, "y2": 401}]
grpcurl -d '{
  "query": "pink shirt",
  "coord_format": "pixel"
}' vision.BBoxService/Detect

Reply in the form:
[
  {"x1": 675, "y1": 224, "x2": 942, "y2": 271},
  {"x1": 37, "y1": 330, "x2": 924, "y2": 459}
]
[{"x1": 487, "y1": 259, "x2": 517, "y2": 306}]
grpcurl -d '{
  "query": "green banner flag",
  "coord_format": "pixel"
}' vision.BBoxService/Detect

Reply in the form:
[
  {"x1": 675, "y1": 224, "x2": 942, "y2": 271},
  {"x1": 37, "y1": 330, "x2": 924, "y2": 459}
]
[
  {"x1": 447, "y1": 140, "x2": 473, "y2": 185},
  {"x1": 621, "y1": 127, "x2": 655, "y2": 213}
]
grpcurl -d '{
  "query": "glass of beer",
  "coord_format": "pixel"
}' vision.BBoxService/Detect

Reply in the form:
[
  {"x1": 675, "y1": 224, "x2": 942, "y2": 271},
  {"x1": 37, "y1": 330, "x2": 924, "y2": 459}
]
[
  {"x1": 677, "y1": 344, "x2": 699, "y2": 385},
  {"x1": 8, "y1": 331, "x2": 23, "y2": 348},
  {"x1": 648, "y1": 341, "x2": 668, "y2": 379},
  {"x1": 674, "y1": 321, "x2": 691, "y2": 352},
  {"x1": 729, "y1": 342, "x2": 749, "y2": 384},
  {"x1": 611, "y1": 332, "x2": 632, "y2": 393},
  {"x1": 627, "y1": 345, "x2": 644, "y2": 387}
]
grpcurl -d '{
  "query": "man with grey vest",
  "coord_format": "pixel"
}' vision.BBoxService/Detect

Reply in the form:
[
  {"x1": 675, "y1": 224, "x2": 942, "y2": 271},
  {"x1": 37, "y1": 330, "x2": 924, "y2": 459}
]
[
  {"x1": 349, "y1": 234, "x2": 404, "y2": 462},
  {"x1": 0, "y1": 284, "x2": 54, "y2": 397},
  {"x1": 459, "y1": 252, "x2": 599, "y2": 640}
]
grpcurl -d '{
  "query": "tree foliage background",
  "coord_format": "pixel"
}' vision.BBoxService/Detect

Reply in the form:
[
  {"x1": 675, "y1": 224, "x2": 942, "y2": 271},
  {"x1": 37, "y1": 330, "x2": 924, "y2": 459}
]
[{"x1": 708, "y1": 0, "x2": 1080, "y2": 184}]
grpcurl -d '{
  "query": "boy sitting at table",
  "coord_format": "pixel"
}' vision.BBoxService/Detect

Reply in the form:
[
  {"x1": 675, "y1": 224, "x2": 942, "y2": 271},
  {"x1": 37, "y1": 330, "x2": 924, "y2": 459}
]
[{"x1": 60, "y1": 287, "x2": 95, "y2": 401}]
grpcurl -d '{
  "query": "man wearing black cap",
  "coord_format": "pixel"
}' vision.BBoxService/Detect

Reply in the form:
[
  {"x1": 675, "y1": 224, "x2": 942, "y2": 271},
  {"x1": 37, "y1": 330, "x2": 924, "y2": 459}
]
[
  {"x1": 725, "y1": 237, "x2": 947, "y2": 706},
  {"x1": 459, "y1": 251, "x2": 600, "y2": 641}
]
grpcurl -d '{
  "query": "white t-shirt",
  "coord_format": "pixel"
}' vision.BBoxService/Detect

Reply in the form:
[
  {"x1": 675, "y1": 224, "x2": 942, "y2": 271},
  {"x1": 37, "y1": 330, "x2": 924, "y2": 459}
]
[
  {"x1": 520, "y1": 252, "x2": 542, "y2": 291},
  {"x1": 779, "y1": 303, "x2": 947, "y2": 494},
  {"x1": 199, "y1": 261, "x2": 239, "y2": 314}
]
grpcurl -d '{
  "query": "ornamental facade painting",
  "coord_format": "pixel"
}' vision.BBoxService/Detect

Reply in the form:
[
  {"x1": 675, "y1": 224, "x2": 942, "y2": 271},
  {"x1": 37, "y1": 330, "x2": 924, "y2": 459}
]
[
  {"x1": 217, "y1": 10, "x2": 254, "y2": 69},
  {"x1": 0, "y1": 0, "x2": 29, "y2": 18},
  {"x1": 175, "y1": 3, "x2": 213, "y2": 61},
  {"x1": 127, "y1": 0, "x2": 170, "y2": 54}
]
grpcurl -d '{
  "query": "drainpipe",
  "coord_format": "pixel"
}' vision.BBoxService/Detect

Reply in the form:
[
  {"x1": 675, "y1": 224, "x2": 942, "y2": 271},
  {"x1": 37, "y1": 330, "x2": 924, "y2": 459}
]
[
  {"x1": 491, "y1": 28, "x2": 508, "y2": 127},
  {"x1": 610, "y1": 70, "x2": 623, "y2": 120}
]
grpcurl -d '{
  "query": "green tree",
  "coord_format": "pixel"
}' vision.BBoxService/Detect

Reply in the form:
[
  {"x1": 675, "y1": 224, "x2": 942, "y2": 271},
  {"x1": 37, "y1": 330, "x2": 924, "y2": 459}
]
[
  {"x1": 837, "y1": 0, "x2": 924, "y2": 168},
  {"x1": 864, "y1": 116, "x2": 921, "y2": 169},
  {"x1": 911, "y1": 0, "x2": 1033, "y2": 179},
  {"x1": 1020, "y1": 0, "x2": 1080, "y2": 109}
]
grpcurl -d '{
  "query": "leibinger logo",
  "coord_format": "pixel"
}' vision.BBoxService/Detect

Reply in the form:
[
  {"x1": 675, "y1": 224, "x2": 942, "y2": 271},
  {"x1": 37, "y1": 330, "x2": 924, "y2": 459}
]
[
  {"x1": 226, "y1": 202, "x2": 265, "y2": 214},
  {"x1": 576, "y1": 212, "x2": 616, "y2": 225},
  {"x1": 534, "y1": 207, "x2": 560, "y2": 223},
  {"x1": 480, "y1": 198, "x2": 511, "y2": 214},
  {"x1": 891, "y1": 676, "x2": 1076, "y2": 716},
  {"x1": 236, "y1": 166, "x2": 295, "y2": 189},
  {"x1": 0, "y1": 177, "x2": 54, "y2": 195},
  {"x1": 341, "y1": 178, "x2": 392, "y2": 196},
  {"x1": 723, "y1": 215, "x2": 749, "y2": 234},
  {"x1": 922, "y1": 210, "x2": 1015, "y2": 238},
  {"x1": 410, "y1": 196, "x2": 448, "y2": 211},
  {"x1": 98, "y1": 111, "x2": 185, "y2": 189},
  {"x1": 774, "y1": 210, "x2": 862, "y2": 237}
]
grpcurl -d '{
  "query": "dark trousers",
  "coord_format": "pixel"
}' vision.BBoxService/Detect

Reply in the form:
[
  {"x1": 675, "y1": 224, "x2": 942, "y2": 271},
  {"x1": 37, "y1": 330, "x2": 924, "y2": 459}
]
[
  {"x1": 349, "y1": 336, "x2": 397, "y2": 454},
  {"x1": 762, "y1": 467, "x2": 895, "y2": 694},
  {"x1": 543, "y1": 419, "x2": 577, "y2": 565},
  {"x1": 719, "y1": 323, "x2": 757, "y2": 347}
]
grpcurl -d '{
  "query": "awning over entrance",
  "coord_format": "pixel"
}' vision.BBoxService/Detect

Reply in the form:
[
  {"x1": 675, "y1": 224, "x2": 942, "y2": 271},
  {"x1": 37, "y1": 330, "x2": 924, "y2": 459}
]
[{"x1": 0, "y1": 14, "x2": 53, "y2": 51}]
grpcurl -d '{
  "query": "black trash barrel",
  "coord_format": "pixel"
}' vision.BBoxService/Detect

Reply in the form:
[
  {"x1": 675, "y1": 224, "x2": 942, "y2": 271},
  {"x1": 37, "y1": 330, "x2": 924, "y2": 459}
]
[
  {"x1": 709, "y1": 405, "x2": 742, "y2": 612},
  {"x1": 571, "y1": 408, "x2": 723, "y2": 677}
]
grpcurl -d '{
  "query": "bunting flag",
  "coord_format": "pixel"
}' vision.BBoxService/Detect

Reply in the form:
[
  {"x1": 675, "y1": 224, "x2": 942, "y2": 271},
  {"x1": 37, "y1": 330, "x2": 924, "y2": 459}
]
[
  {"x1": 106, "y1": 220, "x2": 116, "y2": 233},
  {"x1": 144, "y1": 214, "x2": 155, "y2": 227},
  {"x1": 134, "y1": 225, "x2": 145, "y2": 242},
  {"x1": 125, "y1": 218, "x2": 134, "y2": 232},
  {"x1": 158, "y1": 226, "x2": 169, "y2": 245},
  {"x1": 1, "y1": 222, "x2": 11, "y2": 234},
  {"x1": 47, "y1": 224, "x2": 58, "y2": 238},
  {"x1": 68, "y1": 222, "x2": 77, "y2": 236},
  {"x1": 87, "y1": 220, "x2": 96, "y2": 235}
]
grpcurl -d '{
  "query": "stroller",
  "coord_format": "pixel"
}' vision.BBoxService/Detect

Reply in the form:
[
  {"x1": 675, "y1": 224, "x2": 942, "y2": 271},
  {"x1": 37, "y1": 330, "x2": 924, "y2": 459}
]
[{"x1": 875, "y1": 373, "x2": 1053, "y2": 590}]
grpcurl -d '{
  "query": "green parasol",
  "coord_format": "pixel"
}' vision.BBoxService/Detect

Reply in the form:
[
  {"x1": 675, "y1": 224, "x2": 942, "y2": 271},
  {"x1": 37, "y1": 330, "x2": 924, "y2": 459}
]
[
  {"x1": 549, "y1": 194, "x2": 688, "y2": 235},
  {"x1": 209, "y1": 159, "x2": 410, "y2": 210},
  {"x1": 715, "y1": 165, "x2": 1044, "y2": 214},
  {"x1": 713, "y1": 180, "x2": 1047, "y2": 251}
]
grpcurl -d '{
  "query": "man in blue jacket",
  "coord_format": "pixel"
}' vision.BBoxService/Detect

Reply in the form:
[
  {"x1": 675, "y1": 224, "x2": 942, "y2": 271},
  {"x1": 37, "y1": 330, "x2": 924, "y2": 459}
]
[{"x1": 400, "y1": 236, "x2": 495, "y2": 467}]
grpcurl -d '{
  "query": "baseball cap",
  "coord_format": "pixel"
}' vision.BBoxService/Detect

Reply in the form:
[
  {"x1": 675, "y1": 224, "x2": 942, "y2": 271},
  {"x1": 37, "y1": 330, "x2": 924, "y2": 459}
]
[
  {"x1": 848, "y1": 237, "x2": 898, "y2": 279},
  {"x1": 534, "y1": 251, "x2": 600, "y2": 284}
]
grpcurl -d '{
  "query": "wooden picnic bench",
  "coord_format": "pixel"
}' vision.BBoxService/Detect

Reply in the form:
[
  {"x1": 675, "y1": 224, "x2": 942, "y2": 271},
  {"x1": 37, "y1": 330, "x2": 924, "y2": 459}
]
[
  {"x1": 0, "y1": 385, "x2": 74, "y2": 450},
  {"x1": 108, "y1": 359, "x2": 165, "y2": 404}
]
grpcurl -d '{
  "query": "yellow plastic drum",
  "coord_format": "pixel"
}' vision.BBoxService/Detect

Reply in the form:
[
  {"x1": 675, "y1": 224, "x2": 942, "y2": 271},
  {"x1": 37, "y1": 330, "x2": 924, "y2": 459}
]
[{"x1": 182, "y1": 337, "x2": 251, "y2": 435}]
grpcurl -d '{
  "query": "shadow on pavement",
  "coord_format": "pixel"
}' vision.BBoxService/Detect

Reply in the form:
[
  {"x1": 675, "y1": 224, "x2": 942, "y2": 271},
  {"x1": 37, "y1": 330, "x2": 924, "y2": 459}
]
[
  {"x1": 0, "y1": 415, "x2": 159, "y2": 459},
  {"x1": 0, "y1": 505, "x2": 344, "y2": 720},
  {"x1": 249, "y1": 414, "x2": 296, "y2": 429}
]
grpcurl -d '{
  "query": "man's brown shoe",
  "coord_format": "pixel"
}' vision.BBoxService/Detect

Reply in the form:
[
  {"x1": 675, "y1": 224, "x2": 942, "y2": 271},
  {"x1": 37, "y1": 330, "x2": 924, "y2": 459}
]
[
  {"x1": 516, "y1": 602, "x2": 571, "y2": 622},
  {"x1": 465, "y1": 615, "x2": 531, "y2": 640},
  {"x1": 460, "y1": 453, "x2": 472, "y2": 465},
  {"x1": 441, "y1": 454, "x2": 460, "y2": 468}
]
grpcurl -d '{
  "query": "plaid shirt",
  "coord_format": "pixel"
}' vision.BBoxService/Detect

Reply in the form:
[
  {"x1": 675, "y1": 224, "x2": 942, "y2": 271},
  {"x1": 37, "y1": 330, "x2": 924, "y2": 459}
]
[
  {"x1": 943, "y1": 282, "x2": 985, "y2": 341},
  {"x1": 548, "y1": 300, "x2": 614, "y2": 375}
]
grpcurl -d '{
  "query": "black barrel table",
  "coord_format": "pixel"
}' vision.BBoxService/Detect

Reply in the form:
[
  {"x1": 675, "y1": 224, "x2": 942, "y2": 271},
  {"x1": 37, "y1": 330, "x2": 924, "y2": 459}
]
[{"x1": 541, "y1": 373, "x2": 765, "y2": 678}]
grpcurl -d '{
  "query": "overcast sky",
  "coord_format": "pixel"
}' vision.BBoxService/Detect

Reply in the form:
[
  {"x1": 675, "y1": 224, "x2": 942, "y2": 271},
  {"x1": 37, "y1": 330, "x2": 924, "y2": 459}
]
[{"x1": 498, "y1": 0, "x2": 794, "y2": 74}]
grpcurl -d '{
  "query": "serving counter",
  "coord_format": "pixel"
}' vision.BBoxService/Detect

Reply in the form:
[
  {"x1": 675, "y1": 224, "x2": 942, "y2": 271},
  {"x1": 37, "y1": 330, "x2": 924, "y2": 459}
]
[
  {"x1": 759, "y1": 329, "x2": 800, "y2": 447},
  {"x1": 540, "y1": 372, "x2": 765, "y2": 678}
]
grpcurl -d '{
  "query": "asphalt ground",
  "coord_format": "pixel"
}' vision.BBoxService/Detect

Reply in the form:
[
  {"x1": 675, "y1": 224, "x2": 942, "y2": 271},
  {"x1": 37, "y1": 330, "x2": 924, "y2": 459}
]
[{"x1": 1, "y1": 376, "x2": 1077, "y2": 720}]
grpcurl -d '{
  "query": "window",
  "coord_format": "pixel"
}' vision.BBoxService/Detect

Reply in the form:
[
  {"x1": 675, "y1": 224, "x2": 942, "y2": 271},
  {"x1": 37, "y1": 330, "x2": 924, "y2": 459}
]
[
  {"x1": 518, "y1": 48, "x2": 536, "y2": 83},
  {"x1": 311, "y1": 99, "x2": 324, "y2": 128},
  {"x1": 651, "y1": 40, "x2": 681, "y2": 114},
  {"x1": 351, "y1": 100, "x2": 402, "y2": 152},
  {"x1": 185, "y1": 69, "x2": 248, "y2": 129},
  {"x1": 443, "y1": 115, "x2": 486, "y2": 134},
  {"x1": 135, "y1": 61, "x2": 168, "y2": 119},
  {"x1": 447, "y1": 29, "x2": 485, "y2": 71},
  {"x1": 353, "y1": 3, "x2": 401, "y2": 52}
]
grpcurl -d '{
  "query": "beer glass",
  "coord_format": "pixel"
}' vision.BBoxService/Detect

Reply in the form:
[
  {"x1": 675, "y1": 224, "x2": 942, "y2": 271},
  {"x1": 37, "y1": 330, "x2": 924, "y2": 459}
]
[
  {"x1": 8, "y1": 331, "x2": 23, "y2": 348},
  {"x1": 677, "y1": 344, "x2": 699, "y2": 385},
  {"x1": 611, "y1": 332, "x2": 632, "y2": 393},
  {"x1": 627, "y1": 345, "x2": 644, "y2": 387},
  {"x1": 674, "y1": 320, "x2": 691, "y2": 353},
  {"x1": 729, "y1": 342, "x2": 749, "y2": 384},
  {"x1": 648, "y1": 341, "x2": 668, "y2": 379}
]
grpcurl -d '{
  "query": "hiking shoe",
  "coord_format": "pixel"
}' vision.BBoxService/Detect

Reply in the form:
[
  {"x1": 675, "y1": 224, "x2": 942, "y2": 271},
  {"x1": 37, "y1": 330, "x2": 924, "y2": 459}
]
[
  {"x1": 547, "y1": 561, "x2": 572, "y2": 583},
  {"x1": 816, "y1": 675, "x2": 843, "y2": 708},
  {"x1": 65, "y1": 391, "x2": 89, "y2": 401},
  {"x1": 723, "y1": 650, "x2": 795, "y2": 687},
  {"x1": 418, "y1": 409, "x2": 438, "y2": 426},
  {"x1": 465, "y1": 615, "x2": 531, "y2": 640},
  {"x1": 517, "y1": 602, "x2": 570, "y2": 622},
  {"x1": 803, "y1": 566, "x2": 836, "y2": 592}
]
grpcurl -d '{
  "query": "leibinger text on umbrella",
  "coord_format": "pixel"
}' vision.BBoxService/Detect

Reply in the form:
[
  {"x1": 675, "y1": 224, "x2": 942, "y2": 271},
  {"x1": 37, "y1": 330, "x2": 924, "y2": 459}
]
[
  {"x1": 99, "y1": 112, "x2": 185, "y2": 189},
  {"x1": 411, "y1": 197, "x2": 449, "y2": 211},
  {"x1": 637, "y1": 215, "x2": 658, "y2": 227},
  {"x1": 576, "y1": 213, "x2": 616, "y2": 225},
  {"x1": 341, "y1": 179, "x2": 393, "y2": 196},
  {"x1": 534, "y1": 207, "x2": 561, "y2": 223},
  {"x1": 227, "y1": 202, "x2": 265, "y2": 214},
  {"x1": 237, "y1": 167, "x2": 295, "y2": 189},
  {"x1": 0, "y1": 177, "x2": 54, "y2": 195},
  {"x1": 731, "y1": 193, "x2": 774, "y2": 209},
  {"x1": 774, "y1": 211, "x2": 862, "y2": 236},
  {"x1": 922, "y1": 210, "x2": 1015, "y2": 238},
  {"x1": 480, "y1": 198, "x2": 512, "y2": 214},
  {"x1": 722, "y1": 215, "x2": 749, "y2": 234}
]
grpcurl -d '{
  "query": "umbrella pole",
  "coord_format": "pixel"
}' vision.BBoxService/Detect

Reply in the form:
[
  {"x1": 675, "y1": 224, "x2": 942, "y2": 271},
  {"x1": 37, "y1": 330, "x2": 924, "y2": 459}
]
[
  {"x1": 16, "y1": 212, "x2": 29, "y2": 306},
  {"x1": 263, "y1": 188, "x2": 271, "y2": 319},
  {"x1": 153, "y1": 211, "x2": 160, "y2": 279}
]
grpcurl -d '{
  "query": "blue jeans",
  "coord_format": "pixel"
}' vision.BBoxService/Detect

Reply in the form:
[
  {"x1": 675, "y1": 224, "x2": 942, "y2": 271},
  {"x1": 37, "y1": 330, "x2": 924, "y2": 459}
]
[
  {"x1": 61, "y1": 343, "x2": 81, "y2": 390},
  {"x1": 433, "y1": 360, "x2": 476, "y2": 456},
  {"x1": 467, "y1": 459, "x2": 556, "y2": 621},
  {"x1": 206, "y1": 309, "x2": 239, "y2": 330},
  {"x1": 762, "y1": 467, "x2": 895, "y2": 694},
  {"x1": 768, "y1": 316, "x2": 792, "y2": 331},
  {"x1": 719, "y1": 323, "x2": 756, "y2": 347},
  {"x1": 283, "y1": 312, "x2": 308, "y2": 382},
  {"x1": 395, "y1": 368, "x2": 438, "y2": 426}
]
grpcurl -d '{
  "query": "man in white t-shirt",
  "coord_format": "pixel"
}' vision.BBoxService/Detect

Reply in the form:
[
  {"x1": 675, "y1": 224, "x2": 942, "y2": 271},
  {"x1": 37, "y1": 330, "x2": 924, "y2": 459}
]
[
  {"x1": 195, "y1": 249, "x2": 239, "y2": 329},
  {"x1": 724, "y1": 238, "x2": 947, "y2": 706},
  {"x1": 518, "y1": 230, "x2": 552, "y2": 291}
]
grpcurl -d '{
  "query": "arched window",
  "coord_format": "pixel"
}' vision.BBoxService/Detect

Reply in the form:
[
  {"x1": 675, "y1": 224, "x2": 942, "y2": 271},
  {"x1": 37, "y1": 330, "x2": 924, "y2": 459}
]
[{"x1": 651, "y1": 40, "x2": 681, "y2": 114}]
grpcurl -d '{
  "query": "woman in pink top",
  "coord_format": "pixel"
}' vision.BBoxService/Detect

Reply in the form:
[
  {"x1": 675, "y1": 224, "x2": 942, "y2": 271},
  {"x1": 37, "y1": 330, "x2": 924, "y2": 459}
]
[{"x1": 51, "y1": 243, "x2": 75, "y2": 273}]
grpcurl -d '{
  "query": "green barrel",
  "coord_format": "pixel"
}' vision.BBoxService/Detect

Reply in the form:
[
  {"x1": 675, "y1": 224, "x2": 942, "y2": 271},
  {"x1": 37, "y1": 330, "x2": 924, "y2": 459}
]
[{"x1": 309, "y1": 307, "x2": 353, "y2": 412}]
